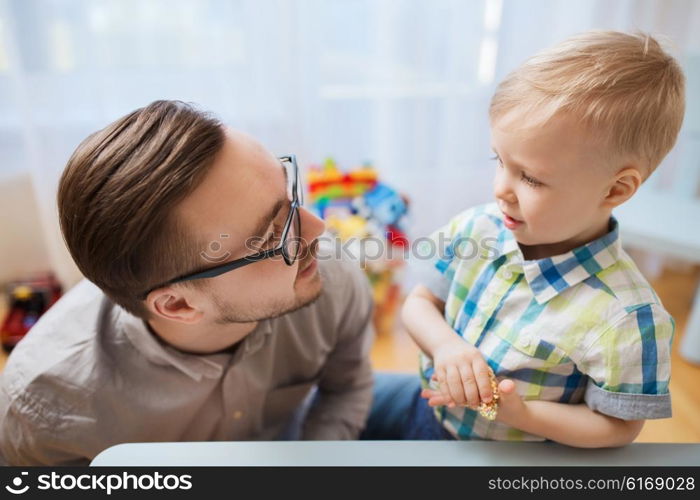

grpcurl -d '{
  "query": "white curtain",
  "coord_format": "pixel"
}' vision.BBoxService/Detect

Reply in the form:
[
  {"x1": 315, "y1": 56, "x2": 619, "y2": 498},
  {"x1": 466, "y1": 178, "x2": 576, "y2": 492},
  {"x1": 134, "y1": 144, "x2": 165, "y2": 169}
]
[{"x1": 0, "y1": 0, "x2": 697, "y2": 288}]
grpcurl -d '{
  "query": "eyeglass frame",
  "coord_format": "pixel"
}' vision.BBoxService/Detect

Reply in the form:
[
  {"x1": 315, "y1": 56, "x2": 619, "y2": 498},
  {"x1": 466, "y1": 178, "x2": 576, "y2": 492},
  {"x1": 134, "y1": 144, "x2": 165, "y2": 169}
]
[{"x1": 138, "y1": 155, "x2": 303, "y2": 300}]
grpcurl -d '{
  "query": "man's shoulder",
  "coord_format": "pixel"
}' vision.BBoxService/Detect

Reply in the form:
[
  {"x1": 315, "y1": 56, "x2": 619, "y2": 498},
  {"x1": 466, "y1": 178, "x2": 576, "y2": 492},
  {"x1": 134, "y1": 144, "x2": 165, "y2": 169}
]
[
  {"x1": 1, "y1": 279, "x2": 111, "y2": 407},
  {"x1": 278, "y1": 256, "x2": 372, "y2": 335},
  {"x1": 316, "y1": 256, "x2": 373, "y2": 315},
  {"x1": 318, "y1": 254, "x2": 369, "y2": 293},
  {"x1": 24, "y1": 279, "x2": 105, "y2": 332}
]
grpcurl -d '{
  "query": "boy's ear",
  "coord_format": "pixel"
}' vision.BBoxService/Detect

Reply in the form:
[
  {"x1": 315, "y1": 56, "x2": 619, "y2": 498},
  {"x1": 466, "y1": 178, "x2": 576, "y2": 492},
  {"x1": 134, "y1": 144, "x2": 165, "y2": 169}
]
[{"x1": 602, "y1": 166, "x2": 643, "y2": 209}]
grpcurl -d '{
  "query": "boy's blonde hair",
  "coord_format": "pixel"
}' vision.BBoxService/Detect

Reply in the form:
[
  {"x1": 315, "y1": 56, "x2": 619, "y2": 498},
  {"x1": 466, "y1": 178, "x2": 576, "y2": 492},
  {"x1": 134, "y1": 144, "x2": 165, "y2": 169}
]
[{"x1": 490, "y1": 31, "x2": 685, "y2": 178}]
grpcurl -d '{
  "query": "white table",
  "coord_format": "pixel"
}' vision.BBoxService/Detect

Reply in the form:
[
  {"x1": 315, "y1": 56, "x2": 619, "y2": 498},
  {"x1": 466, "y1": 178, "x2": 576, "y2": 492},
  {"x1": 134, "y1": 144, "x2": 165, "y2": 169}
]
[{"x1": 90, "y1": 441, "x2": 700, "y2": 467}]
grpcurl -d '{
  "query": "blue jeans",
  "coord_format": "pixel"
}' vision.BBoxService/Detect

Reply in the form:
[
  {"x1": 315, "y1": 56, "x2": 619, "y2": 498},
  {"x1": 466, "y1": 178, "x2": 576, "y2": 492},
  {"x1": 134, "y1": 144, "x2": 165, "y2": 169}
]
[{"x1": 361, "y1": 373, "x2": 454, "y2": 440}]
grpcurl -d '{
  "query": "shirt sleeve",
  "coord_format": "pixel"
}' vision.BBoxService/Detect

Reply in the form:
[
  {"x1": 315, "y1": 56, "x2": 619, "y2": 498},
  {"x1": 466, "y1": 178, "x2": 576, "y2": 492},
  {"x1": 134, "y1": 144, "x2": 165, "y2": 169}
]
[
  {"x1": 0, "y1": 384, "x2": 90, "y2": 466},
  {"x1": 413, "y1": 207, "x2": 479, "y2": 302},
  {"x1": 578, "y1": 303, "x2": 674, "y2": 420},
  {"x1": 301, "y1": 258, "x2": 375, "y2": 440}
]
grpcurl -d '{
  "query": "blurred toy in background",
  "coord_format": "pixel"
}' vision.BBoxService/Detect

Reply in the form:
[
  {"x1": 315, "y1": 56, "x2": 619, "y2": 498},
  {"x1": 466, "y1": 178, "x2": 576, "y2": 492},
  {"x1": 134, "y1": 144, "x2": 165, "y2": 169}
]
[
  {"x1": 354, "y1": 183, "x2": 409, "y2": 250},
  {"x1": 307, "y1": 158, "x2": 410, "y2": 336},
  {"x1": 1, "y1": 273, "x2": 62, "y2": 352},
  {"x1": 307, "y1": 158, "x2": 378, "y2": 218}
]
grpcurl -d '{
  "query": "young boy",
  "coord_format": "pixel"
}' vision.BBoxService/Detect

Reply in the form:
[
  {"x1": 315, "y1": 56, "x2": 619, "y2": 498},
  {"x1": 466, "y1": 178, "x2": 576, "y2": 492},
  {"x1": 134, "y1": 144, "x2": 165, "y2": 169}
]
[{"x1": 402, "y1": 31, "x2": 685, "y2": 447}]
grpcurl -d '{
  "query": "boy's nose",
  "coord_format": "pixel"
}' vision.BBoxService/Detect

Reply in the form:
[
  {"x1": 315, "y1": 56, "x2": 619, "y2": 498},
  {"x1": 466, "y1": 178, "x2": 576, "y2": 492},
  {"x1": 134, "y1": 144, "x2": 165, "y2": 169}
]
[{"x1": 493, "y1": 172, "x2": 517, "y2": 205}]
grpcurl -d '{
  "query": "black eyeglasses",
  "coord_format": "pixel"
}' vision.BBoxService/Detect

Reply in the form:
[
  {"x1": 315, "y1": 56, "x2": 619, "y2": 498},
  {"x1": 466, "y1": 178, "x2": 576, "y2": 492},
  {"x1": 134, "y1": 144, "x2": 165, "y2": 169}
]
[{"x1": 139, "y1": 155, "x2": 303, "y2": 300}]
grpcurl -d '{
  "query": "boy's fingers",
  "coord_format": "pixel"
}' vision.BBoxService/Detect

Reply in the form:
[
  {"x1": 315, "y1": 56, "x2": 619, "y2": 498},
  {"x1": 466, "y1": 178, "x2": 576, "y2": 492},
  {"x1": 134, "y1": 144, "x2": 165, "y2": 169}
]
[
  {"x1": 422, "y1": 389, "x2": 455, "y2": 407},
  {"x1": 458, "y1": 365, "x2": 480, "y2": 408},
  {"x1": 472, "y1": 359, "x2": 493, "y2": 403},
  {"x1": 435, "y1": 368, "x2": 449, "y2": 399},
  {"x1": 445, "y1": 365, "x2": 465, "y2": 405},
  {"x1": 498, "y1": 378, "x2": 516, "y2": 395},
  {"x1": 425, "y1": 391, "x2": 451, "y2": 406},
  {"x1": 435, "y1": 367, "x2": 445, "y2": 383},
  {"x1": 421, "y1": 388, "x2": 441, "y2": 399},
  {"x1": 428, "y1": 396, "x2": 450, "y2": 407}
]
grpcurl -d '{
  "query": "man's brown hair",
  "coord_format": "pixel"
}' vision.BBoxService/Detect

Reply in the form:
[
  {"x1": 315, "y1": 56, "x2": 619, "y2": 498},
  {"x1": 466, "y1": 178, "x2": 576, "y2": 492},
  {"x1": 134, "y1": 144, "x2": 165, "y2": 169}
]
[{"x1": 58, "y1": 100, "x2": 225, "y2": 319}]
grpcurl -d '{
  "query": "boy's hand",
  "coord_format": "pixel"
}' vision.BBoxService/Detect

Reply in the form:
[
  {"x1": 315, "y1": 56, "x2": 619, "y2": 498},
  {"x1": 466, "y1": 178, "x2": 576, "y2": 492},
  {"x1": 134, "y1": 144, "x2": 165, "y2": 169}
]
[
  {"x1": 422, "y1": 379, "x2": 528, "y2": 424},
  {"x1": 492, "y1": 379, "x2": 527, "y2": 425},
  {"x1": 431, "y1": 337, "x2": 494, "y2": 408}
]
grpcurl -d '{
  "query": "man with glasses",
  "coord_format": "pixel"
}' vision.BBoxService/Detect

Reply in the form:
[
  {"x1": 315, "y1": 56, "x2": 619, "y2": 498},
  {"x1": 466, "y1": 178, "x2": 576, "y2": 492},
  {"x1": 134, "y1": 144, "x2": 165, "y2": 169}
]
[{"x1": 0, "y1": 101, "x2": 375, "y2": 465}]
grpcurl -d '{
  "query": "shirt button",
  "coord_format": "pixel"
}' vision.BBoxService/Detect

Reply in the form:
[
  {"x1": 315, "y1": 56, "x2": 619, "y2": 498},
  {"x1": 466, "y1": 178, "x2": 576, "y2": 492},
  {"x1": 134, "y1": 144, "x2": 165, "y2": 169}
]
[
  {"x1": 500, "y1": 268, "x2": 514, "y2": 280},
  {"x1": 519, "y1": 326, "x2": 532, "y2": 347},
  {"x1": 233, "y1": 410, "x2": 243, "y2": 420}
]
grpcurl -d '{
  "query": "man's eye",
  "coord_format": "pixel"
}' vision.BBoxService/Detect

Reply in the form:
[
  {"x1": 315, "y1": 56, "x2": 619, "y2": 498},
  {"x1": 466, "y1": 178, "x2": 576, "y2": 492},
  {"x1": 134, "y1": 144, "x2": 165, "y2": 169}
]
[
  {"x1": 264, "y1": 223, "x2": 285, "y2": 248},
  {"x1": 261, "y1": 230, "x2": 276, "y2": 249}
]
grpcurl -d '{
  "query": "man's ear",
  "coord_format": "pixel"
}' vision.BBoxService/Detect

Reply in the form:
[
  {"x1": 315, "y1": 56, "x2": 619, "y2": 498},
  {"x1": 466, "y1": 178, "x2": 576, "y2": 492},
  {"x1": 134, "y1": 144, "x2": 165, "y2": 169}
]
[
  {"x1": 145, "y1": 287, "x2": 204, "y2": 324},
  {"x1": 602, "y1": 166, "x2": 643, "y2": 209}
]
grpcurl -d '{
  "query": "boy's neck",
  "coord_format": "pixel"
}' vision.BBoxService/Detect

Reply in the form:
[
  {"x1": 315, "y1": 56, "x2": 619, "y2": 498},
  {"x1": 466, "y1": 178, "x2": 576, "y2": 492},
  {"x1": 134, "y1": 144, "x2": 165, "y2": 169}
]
[{"x1": 518, "y1": 216, "x2": 612, "y2": 261}]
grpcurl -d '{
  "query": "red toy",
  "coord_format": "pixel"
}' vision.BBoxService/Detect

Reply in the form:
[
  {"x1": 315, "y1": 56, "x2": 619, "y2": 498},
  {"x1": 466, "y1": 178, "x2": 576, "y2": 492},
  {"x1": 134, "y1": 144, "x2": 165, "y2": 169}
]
[{"x1": 1, "y1": 273, "x2": 62, "y2": 351}]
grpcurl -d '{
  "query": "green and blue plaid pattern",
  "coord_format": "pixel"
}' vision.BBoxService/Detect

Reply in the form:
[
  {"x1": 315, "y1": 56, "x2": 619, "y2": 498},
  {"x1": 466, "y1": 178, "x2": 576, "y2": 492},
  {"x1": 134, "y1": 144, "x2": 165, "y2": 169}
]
[{"x1": 418, "y1": 202, "x2": 674, "y2": 441}]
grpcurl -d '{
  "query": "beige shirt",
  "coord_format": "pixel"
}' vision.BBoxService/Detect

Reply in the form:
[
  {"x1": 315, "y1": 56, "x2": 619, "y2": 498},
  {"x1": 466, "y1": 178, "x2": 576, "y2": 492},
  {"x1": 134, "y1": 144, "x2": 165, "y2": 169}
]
[{"x1": 0, "y1": 257, "x2": 374, "y2": 465}]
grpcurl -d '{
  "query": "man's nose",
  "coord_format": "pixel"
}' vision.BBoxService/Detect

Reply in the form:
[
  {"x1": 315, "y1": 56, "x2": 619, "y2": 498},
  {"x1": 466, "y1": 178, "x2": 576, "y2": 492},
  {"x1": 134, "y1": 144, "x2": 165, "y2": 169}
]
[{"x1": 299, "y1": 206, "x2": 325, "y2": 242}]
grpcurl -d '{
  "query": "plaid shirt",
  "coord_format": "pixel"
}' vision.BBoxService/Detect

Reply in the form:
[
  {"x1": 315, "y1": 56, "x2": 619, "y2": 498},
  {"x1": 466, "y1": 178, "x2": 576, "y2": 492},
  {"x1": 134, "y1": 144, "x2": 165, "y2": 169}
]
[{"x1": 417, "y1": 202, "x2": 674, "y2": 441}]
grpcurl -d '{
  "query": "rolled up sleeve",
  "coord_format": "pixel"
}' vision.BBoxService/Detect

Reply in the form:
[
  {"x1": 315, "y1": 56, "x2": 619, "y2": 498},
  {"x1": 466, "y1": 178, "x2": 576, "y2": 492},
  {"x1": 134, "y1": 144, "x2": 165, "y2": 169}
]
[{"x1": 580, "y1": 304, "x2": 674, "y2": 420}]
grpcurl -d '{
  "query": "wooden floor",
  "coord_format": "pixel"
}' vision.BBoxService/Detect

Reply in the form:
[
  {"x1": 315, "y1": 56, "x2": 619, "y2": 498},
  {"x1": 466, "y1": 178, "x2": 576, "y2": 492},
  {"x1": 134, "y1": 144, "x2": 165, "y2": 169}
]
[{"x1": 1, "y1": 265, "x2": 699, "y2": 442}]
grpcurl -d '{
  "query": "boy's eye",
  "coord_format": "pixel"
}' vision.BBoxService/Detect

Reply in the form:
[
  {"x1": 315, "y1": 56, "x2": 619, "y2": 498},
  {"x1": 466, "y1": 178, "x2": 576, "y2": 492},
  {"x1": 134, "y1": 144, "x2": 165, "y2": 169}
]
[
  {"x1": 521, "y1": 172, "x2": 543, "y2": 187},
  {"x1": 492, "y1": 153, "x2": 543, "y2": 187}
]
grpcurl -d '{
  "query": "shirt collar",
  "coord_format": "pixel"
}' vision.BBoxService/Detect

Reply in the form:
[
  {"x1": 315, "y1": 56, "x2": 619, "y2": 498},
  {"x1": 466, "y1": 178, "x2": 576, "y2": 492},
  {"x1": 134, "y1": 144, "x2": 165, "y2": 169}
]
[
  {"x1": 498, "y1": 216, "x2": 621, "y2": 304},
  {"x1": 115, "y1": 307, "x2": 273, "y2": 381}
]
